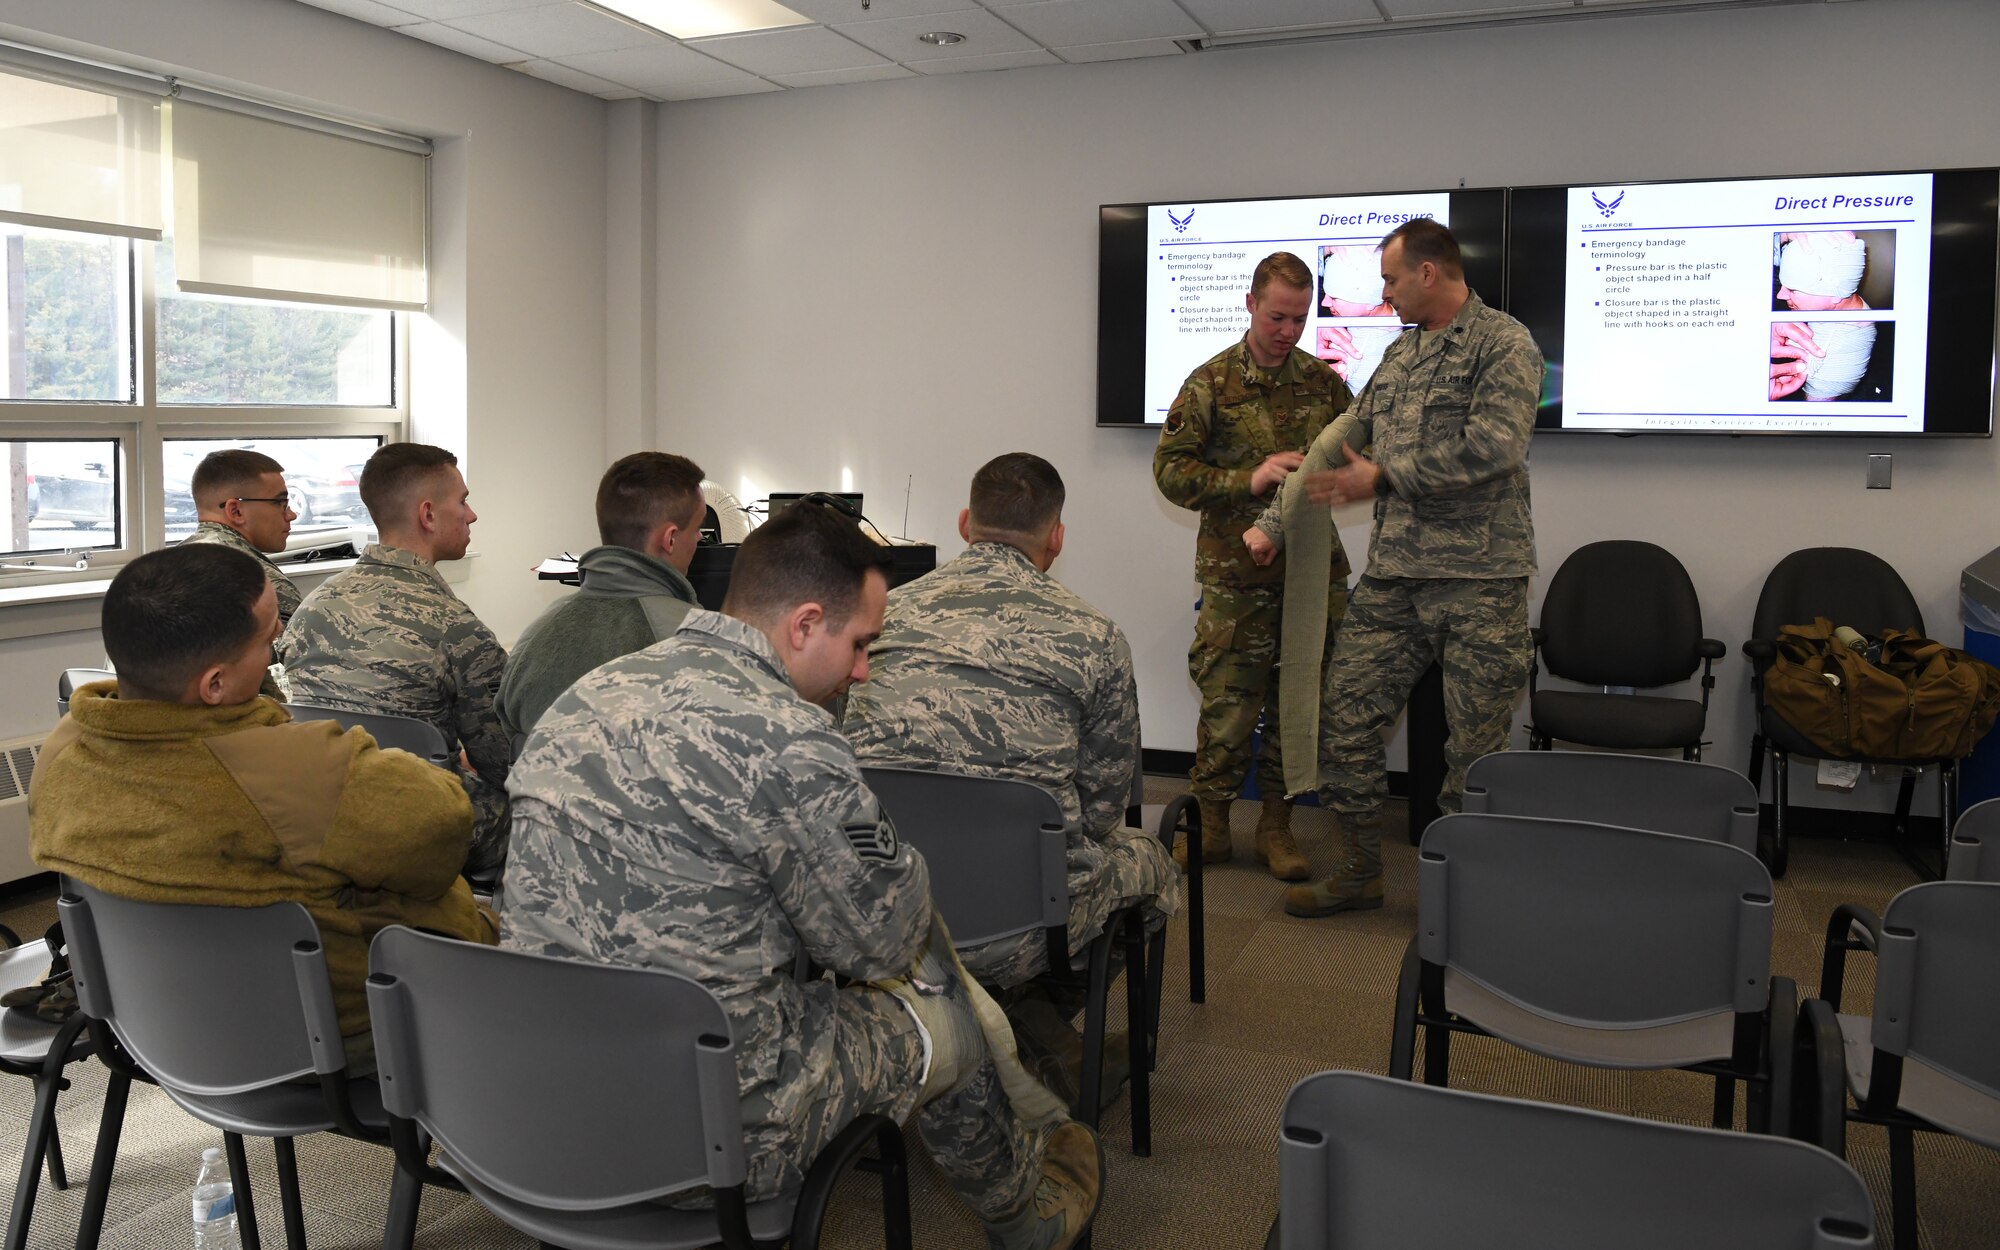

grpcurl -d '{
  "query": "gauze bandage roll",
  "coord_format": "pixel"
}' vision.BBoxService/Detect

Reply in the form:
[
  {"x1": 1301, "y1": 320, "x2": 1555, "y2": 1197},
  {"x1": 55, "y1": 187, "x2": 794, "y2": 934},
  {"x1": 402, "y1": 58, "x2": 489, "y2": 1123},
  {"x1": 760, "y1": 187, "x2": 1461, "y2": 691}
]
[
  {"x1": 1801, "y1": 320, "x2": 1877, "y2": 400},
  {"x1": 1341, "y1": 325, "x2": 1405, "y2": 391},
  {"x1": 1778, "y1": 234, "x2": 1867, "y2": 298},
  {"x1": 1320, "y1": 246, "x2": 1382, "y2": 303}
]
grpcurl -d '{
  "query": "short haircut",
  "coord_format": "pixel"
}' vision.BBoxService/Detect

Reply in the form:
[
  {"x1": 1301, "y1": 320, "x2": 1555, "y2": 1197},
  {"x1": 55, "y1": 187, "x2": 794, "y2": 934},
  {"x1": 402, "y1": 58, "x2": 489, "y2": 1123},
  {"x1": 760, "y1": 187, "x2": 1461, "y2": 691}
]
[
  {"x1": 722, "y1": 498, "x2": 894, "y2": 627},
  {"x1": 102, "y1": 545, "x2": 267, "y2": 696},
  {"x1": 596, "y1": 452, "x2": 706, "y2": 550},
  {"x1": 968, "y1": 452, "x2": 1065, "y2": 536},
  {"x1": 1381, "y1": 218, "x2": 1463, "y2": 278},
  {"x1": 1250, "y1": 251, "x2": 1313, "y2": 298},
  {"x1": 359, "y1": 442, "x2": 458, "y2": 527},
  {"x1": 191, "y1": 449, "x2": 284, "y2": 510}
]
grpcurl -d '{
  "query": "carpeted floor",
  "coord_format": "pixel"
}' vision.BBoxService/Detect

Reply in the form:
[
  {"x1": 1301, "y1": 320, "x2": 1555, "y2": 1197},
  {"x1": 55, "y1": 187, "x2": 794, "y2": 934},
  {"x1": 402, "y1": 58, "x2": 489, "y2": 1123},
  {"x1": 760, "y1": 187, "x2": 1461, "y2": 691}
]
[{"x1": 2, "y1": 784, "x2": 1993, "y2": 1248}]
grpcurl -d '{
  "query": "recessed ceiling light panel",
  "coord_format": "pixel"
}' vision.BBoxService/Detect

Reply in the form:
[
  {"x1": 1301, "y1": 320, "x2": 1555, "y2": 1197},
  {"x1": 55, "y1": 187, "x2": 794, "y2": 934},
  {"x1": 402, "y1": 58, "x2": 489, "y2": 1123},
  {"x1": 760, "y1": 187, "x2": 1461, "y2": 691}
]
[
  {"x1": 917, "y1": 31, "x2": 966, "y2": 46},
  {"x1": 588, "y1": 0, "x2": 813, "y2": 41}
]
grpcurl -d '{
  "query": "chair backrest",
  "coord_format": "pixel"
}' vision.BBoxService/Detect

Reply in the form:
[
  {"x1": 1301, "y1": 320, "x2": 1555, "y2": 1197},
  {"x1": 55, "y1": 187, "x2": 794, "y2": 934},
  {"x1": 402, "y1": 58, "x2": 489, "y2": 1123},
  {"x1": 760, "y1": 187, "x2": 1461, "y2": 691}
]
[
  {"x1": 1462, "y1": 751, "x2": 1759, "y2": 853},
  {"x1": 859, "y1": 766, "x2": 1070, "y2": 946},
  {"x1": 1277, "y1": 1070, "x2": 1874, "y2": 1249},
  {"x1": 1538, "y1": 541, "x2": 1704, "y2": 687},
  {"x1": 1947, "y1": 798, "x2": 2000, "y2": 882},
  {"x1": 58, "y1": 879, "x2": 341, "y2": 1094},
  {"x1": 367, "y1": 925, "x2": 745, "y2": 1208},
  {"x1": 1418, "y1": 813, "x2": 1774, "y2": 1027},
  {"x1": 1750, "y1": 548, "x2": 1923, "y2": 668},
  {"x1": 56, "y1": 668, "x2": 116, "y2": 716},
  {"x1": 1870, "y1": 880, "x2": 2000, "y2": 1117},
  {"x1": 284, "y1": 702, "x2": 451, "y2": 766}
]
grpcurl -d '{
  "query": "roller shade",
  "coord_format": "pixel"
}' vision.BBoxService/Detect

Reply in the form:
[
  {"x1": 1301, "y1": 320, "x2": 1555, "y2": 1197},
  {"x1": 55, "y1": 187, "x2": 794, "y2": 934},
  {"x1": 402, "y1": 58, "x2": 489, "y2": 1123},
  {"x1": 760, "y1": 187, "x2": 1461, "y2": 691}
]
[
  {"x1": 0, "y1": 66, "x2": 164, "y2": 240},
  {"x1": 168, "y1": 99, "x2": 427, "y2": 311}
]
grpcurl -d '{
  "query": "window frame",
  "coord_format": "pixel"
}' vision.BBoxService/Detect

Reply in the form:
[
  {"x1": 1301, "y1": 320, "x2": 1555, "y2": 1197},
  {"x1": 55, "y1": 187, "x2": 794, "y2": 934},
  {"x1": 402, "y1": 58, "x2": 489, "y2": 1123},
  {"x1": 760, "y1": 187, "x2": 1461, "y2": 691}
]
[{"x1": 0, "y1": 231, "x2": 409, "y2": 585}]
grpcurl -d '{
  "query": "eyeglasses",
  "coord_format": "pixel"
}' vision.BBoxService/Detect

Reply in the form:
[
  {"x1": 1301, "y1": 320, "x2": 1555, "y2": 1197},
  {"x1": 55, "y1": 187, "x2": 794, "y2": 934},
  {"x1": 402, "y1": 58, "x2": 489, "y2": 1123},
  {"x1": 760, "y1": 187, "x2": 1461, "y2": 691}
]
[{"x1": 231, "y1": 494, "x2": 292, "y2": 508}]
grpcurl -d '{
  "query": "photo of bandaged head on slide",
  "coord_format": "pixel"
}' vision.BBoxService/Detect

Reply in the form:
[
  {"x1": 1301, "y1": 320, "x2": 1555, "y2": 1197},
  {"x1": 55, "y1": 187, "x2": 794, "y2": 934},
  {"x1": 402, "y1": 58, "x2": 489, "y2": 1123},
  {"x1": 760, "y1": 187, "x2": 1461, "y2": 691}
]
[
  {"x1": 1315, "y1": 244, "x2": 1402, "y2": 388},
  {"x1": 1769, "y1": 319, "x2": 1894, "y2": 403},
  {"x1": 1771, "y1": 229, "x2": 1895, "y2": 312}
]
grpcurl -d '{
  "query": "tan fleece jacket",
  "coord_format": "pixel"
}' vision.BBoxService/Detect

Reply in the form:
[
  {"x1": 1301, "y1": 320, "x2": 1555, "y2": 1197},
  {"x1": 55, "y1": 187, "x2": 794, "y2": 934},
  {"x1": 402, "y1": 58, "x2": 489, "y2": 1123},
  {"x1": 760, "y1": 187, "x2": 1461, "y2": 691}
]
[{"x1": 30, "y1": 683, "x2": 495, "y2": 1053}]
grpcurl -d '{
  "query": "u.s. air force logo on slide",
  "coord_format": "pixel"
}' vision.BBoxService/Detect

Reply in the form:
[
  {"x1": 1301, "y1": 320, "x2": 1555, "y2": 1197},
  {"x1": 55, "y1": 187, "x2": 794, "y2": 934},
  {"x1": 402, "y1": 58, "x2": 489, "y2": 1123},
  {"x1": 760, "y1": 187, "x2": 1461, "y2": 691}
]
[{"x1": 842, "y1": 810, "x2": 900, "y2": 862}]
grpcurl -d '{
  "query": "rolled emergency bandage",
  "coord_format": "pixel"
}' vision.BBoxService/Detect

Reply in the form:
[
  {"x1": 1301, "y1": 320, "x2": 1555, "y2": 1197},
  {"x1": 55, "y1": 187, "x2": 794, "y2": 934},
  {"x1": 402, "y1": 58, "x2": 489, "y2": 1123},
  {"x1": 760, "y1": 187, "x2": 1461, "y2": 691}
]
[
  {"x1": 1778, "y1": 234, "x2": 1867, "y2": 298},
  {"x1": 1320, "y1": 246, "x2": 1382, "y2": 303},
  {"x1": 1801, "y1": 320, "x2": 1877, "y2": 400}
]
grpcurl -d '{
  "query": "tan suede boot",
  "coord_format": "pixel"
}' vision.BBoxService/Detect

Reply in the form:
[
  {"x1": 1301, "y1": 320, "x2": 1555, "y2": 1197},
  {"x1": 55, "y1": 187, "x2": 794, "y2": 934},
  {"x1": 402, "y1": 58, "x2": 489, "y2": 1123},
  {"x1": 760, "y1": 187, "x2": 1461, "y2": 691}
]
[
  {"x1": 1282, "y1": 815, "x2": 1384, "y2": 918},
  {"x1": 1253, "y1": 796, "x2": 1309, "y2": 882},
  {"x1": 983, "y1": 1120, "x2": 1103, "y2": 1250},
  {"x1": 1173, "y1": 800, "x2": 1235, "y2": 869}
]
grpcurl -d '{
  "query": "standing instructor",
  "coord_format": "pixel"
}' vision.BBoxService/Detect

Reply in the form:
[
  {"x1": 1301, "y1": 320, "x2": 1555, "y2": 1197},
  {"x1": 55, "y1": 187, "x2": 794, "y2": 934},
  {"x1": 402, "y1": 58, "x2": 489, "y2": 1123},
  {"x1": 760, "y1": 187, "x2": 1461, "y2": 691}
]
[{"x1": 1153, "y1": 252, "x2": 1351, "y2": 881}]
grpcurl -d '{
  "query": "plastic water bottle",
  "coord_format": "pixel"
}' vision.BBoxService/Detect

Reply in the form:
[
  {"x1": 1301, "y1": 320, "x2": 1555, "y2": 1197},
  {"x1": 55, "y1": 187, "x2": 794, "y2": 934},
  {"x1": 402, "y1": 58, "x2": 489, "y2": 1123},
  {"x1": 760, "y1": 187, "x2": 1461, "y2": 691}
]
[{"x1": 191, "y1": 1146, "x2": 239, "y2": 1250}]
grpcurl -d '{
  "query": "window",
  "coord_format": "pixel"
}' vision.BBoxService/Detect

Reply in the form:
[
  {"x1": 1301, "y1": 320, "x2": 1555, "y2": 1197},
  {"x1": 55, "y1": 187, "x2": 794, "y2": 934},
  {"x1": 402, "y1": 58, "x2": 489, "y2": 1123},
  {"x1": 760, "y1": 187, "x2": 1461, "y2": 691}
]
[{"x1": 0, "y1": 55, "x2": 425, "y2": 580}]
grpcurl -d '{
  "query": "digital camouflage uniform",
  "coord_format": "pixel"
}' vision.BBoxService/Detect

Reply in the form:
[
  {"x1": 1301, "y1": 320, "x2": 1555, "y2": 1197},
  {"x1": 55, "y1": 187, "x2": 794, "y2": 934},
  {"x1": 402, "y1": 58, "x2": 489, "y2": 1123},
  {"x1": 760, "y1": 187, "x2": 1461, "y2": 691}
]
[
  {"x1": 498, "y1": 610, "x2": 1044, "y2": 1220},
  {"x1": 1299, "y1": 290, "x2": 1542, "y2": 824},
  {"x1": 279, "y1": 543, "x2": 511, "y2": 874},
  {"x1": 1153, "y1": 339, "x2": 1350, "y2": 802},
  {"x1": 182, "y1": 520, "x2": 303, "y2": 622},
  {"x1": 843, "y1": 542, "x2": 1180, "y2": 988},
  {"x1": 183, "y1": 520, "x2": 302, "y2": 700}
]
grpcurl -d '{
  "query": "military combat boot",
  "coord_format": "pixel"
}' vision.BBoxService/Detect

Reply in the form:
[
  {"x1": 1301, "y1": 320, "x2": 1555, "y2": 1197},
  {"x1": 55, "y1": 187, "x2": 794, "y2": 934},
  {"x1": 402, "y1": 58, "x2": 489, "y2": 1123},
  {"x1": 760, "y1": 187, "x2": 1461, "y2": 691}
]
[
  {"x1": 1252, "y1": 796, "x2": 1309, "y2": 882},
  {"x1": 1173, "y1": 800, "x2": 1235, "y2": 869},
  {"x1": 1282, "y1": 815, "x2": 1384, "y2": 918},
  {"x1": 983, "y1": 1120, "x2": 1103, "y2": 1250}
]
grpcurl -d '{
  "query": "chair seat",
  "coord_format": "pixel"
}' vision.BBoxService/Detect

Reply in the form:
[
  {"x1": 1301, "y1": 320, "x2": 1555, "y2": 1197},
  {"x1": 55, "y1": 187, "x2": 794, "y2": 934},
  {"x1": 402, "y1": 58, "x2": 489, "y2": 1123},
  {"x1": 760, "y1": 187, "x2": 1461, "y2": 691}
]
[
  {"x1": 1531, "y1": 690, "x2": 1705, "y2": 750},
  {"x1": 1760, "y1": 705, "x2": 1946, "y2": 767},
  {"x1": 1444, "y1": 968, "x2": 1737, "y2": 1069},
  {"x1": 1, "y1": 941, "x2": 85, "y2": 1066},
  {"x1": 1836, "y1": 1014, "x2": 2000, "y2": 1151},
  {"x1": 162, "y1": 1074, "x2": 389, "y2": 1139},
  {"x1": 442, "y1": 1153, "x2": 796, "y2": 1250}
]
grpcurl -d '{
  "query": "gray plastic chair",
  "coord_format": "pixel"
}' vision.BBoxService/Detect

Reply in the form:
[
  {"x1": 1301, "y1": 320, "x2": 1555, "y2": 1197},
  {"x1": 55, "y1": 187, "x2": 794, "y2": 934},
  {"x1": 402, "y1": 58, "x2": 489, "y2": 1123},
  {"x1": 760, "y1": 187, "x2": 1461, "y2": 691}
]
[
  {"x1": 2, "y1": 928, "x2": 92, "y2": 1250},
  {"x1": 864, "y1": 765, "x2": 1161, "y2": 1156},
  {"x1": 365, "y1": 925, "x2": 911, "y2": 1250},
  {"x1": 1272, "y1": 1070, "x2": 1874, "y2": 1249},
  {"x1": 1462, "y1": 750, "x2": 1760, "y2": 852},
  {"x1": 1941, "y1": 797, "x2": 2000, "y2": 882},
  {"x1": 56, "y1": 668, "x2": 116, "y2": 716},
  {"x1": 58, "y1": 880, "x2": 387, "y2": 1250},
  {"x1": 283, "y1": 701, "x2": 451, "y2": 766},
  {"x1": 1803, "y1": 879, "x2": 2000, "y2": 1249},
  {"x1": 1126, "y1": 762, "x2": 1205, "y2": 1004},
  {"x1": 1390, "y1": 813, "x2": 1796, "y2": 1136}
]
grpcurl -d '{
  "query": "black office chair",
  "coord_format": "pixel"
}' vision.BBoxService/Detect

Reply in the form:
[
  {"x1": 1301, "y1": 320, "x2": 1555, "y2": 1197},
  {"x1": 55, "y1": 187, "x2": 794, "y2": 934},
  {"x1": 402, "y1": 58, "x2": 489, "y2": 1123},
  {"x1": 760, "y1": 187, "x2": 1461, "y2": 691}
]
[
  {"x1": 1527, "y1": 541, "x2": 1724, "y2": 759},
  {"x1": 1743, "y1": 547, "x2": 1954, "y2": 879}
]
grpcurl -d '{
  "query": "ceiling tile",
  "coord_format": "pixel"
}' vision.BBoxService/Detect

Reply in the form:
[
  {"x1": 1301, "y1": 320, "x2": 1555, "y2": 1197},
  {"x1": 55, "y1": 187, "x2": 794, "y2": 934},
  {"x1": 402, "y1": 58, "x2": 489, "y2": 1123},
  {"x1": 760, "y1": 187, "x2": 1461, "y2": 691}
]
[
  {"x1": 451, "y1": 2, "x2": 669, "y2": 57},
  {"x1": 1055, "y1": 37, "x2": 1188, "y2": 62},
  {"x1": 394, "y1": 20, "x2": 530, "y2": 58},
  {"x1": 692, "y1": 25, "x2": 889, "y2": 75},
  {"x1": 1174, "y1": 0, "x2": 1381, "y2": 37},
  {"x1": 376, "y1": 0, "x2": 551, "y2": 18},
  {"x1": 512, "y1": 57, "x2": 628, "y2": 90},
  {"x1": 906, "y1": 47, "x2": 1060, "y2": 73},
  {"x1": 296, "y1": 0, "x2": 426, "y2": 23},
  {"x1": 658, "y1": 78, "x2": 785, "y2": 100},
  {"x1": 833, "y1": 8, "x2": 1039, "y2": 59},
  {"x1": 781, "y1": 0, "x2": 980, "y2": 21},
  {"x1": 555, "y1": 42, "x2": 761, "y2": 92},
  {"x1": 1377, "y1": 0, "x2": 1566, "y2": 16},
  {"x1": 988, "y1": 0, "x2": 1203, "y2": 47},
  {"x1": 767, "y1": 62, "x2": 918, "y2": 87}
]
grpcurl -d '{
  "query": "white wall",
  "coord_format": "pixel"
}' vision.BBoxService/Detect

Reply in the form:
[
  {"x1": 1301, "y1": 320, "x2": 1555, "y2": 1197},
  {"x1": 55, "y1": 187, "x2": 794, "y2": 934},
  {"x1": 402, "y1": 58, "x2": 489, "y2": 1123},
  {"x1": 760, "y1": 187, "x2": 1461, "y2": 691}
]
[
  {"x1": 0, "y1": 0, "x2": 610, "y2": 744},
  {"x1": 657, "y1": 0, "x2": 2000, "y2": 815}
]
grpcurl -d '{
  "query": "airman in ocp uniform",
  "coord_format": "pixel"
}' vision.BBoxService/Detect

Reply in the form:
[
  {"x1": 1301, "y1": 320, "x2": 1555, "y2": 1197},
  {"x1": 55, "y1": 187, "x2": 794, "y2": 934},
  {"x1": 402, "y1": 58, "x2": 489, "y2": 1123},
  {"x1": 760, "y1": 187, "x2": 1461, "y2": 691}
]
[{"x1": 1153, "y1": 251, "x2": 1352, "y2": 881}]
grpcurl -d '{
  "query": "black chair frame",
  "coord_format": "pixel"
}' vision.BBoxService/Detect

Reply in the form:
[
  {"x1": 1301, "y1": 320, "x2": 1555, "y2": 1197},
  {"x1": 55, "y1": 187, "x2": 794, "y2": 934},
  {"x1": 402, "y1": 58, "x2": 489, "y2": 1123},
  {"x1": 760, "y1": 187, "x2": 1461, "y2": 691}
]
[{"x1": 2, "y1": 925, "x2": 93, "y2": 1250}]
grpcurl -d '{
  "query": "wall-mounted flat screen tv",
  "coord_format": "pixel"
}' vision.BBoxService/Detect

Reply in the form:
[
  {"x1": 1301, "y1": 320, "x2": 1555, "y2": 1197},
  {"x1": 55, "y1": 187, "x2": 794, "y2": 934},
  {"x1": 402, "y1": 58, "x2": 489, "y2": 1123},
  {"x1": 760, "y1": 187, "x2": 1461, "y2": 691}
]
[
  {"x1": 1508, "y1": 167, "x2": 1998, "y2": 436},
  {"x1": 1096, "y1": 188, "x2": 1507, "y2": 428}
]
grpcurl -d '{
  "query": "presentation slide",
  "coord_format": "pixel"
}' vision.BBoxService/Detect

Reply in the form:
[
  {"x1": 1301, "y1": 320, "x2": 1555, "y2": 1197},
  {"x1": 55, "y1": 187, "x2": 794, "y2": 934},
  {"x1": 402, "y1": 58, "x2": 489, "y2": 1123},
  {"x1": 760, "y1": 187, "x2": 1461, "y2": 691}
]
[
  {"x1": 1140, "y1": 191, "x2": 1448, "y2": 422},
  {"x1": 1563, "y1": 172, "x2": 1932, "y2": 433}
]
